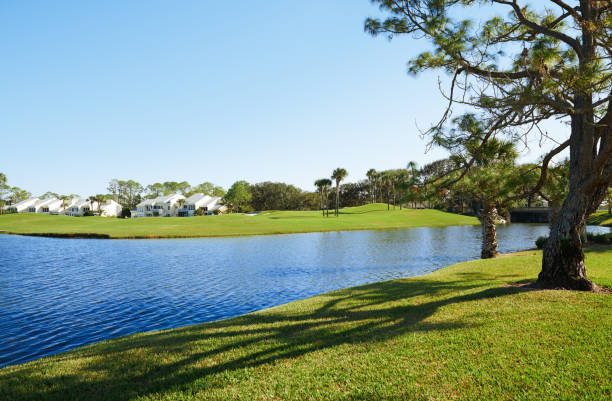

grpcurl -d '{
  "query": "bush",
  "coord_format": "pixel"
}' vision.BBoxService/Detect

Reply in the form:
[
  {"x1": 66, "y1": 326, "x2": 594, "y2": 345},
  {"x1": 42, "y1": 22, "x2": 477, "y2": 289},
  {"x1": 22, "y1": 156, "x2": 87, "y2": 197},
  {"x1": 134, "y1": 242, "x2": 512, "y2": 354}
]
[
  {"x1": 586, "y1": 232, "x2": 612, "y2": 245},
  {"x1": 535, "y1": 236, "x2": 548, "y2": 249},
  {"x1": 83, "y1": 210, "x2": 95, "y2": 217},
  {"x1": 120, "y1": 208, "x2": 131, "y2": 218}
]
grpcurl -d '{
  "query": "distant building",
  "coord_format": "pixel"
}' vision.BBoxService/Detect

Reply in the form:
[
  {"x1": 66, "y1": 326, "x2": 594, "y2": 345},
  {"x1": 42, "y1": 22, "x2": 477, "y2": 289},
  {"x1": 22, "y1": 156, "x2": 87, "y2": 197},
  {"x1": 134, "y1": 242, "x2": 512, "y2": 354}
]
[
  {"x1": 135, "y1": 194, "x2": 186, "y2": 217},
  {"x1": 100, "y1": 200, "x2": 122, "y2": 217},
  {"x1": 3, "y1": 198, "x2": 40, "y2": 213},
  {"x1": 33, "y1": 198, "x2": 65, "y2": 214}
]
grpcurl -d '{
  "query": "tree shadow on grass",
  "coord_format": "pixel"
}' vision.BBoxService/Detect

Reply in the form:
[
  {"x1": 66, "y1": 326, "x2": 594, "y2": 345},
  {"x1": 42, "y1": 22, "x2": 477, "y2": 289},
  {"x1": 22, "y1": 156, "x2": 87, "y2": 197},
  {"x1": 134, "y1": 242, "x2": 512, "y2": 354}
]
[{"x1": 0, "y1": 279, "x2": 529, "y2": 401}]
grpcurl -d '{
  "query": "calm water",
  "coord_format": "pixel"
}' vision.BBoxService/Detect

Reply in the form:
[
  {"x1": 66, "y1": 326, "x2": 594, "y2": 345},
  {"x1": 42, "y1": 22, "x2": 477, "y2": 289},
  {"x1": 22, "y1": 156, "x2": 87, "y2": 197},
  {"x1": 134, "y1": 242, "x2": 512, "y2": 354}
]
[{"x1": 0, "y1": 224, "x2": 609, "y2": 368}]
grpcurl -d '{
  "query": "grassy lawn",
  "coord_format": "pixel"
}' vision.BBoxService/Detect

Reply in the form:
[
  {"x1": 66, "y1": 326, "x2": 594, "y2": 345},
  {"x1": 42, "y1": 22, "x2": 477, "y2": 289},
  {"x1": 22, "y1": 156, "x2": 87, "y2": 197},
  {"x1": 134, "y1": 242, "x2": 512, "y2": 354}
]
[
  {"x1": 1, "y1": 247, "x2": 610, "y2": 400},
  {"x1": 0, "y1": 204, "x2": 477, "y2": 239},
  {"x1": 588, "y1": 211, "x2": 612, "y2": 227}
]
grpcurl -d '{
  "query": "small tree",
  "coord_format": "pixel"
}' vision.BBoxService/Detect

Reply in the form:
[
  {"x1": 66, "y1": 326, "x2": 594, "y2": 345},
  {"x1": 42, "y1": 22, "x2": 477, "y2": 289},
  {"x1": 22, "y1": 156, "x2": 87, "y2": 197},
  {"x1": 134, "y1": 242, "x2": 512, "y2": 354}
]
[
  {"x1": 366, "y1": 169, "x2": 378, "y2": 203},
  {"x1": 437, "y1": 115, "x2": 519, "y2": 258},
  {"x1": 314, "y1": 179, "x2": 327, "y2": 216},
  {"x1": 331, "y1": 168, "x2": 348, "y2": 216},
  {"x1": 223, "y1": 181, "x2": 252, "y2": 213}
]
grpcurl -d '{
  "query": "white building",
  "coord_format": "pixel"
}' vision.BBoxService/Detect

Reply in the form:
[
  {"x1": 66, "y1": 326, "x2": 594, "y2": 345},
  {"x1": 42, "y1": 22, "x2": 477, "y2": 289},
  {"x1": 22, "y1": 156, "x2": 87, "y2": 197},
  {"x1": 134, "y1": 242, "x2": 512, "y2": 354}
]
[
  {"x1": 178, "y1": 193, "x2": 211, "y2": 216},
  {"x1": 3, "y1": 197, "x2": 40, "y2": 213},
  {"x1": 135, "y1": 194, "x2": 186, "y2": 217},
  {"x1": 177, "y1": 194, "x2": 226, "y2": 216},
  {"x1": 33, "y1": 198, "x2": 65, "y2": 214},
  {"x1": 99, "y1": 199, "x2": 122, "y2": 217},
  {"x1": 65, "y1": 199, "x2": 97, "y2": 216},
  {"x1": 204, "y1": 196, "x2": 226, "y2": 214}
]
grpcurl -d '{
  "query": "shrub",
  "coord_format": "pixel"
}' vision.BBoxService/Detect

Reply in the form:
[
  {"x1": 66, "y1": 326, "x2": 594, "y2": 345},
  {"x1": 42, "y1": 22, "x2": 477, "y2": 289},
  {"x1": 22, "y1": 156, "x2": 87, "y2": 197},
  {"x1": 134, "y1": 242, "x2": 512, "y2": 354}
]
[
  {"x1": 83, "y1": 211, "x2": 95, "y2": 217},
  {"x1": 120, "y1": 208, "x2": 131, "y2": 218},
  {"x1": 586, "y1": 232, "x2": 612, "y2": 245},
  {"x1": 535, "y1": 236, "x2": 547, "y2": 249}
]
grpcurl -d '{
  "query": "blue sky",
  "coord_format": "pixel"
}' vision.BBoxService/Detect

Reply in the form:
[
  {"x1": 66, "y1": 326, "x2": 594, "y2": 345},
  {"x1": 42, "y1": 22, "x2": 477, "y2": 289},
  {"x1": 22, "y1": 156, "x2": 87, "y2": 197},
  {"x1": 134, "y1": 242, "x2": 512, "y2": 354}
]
[{"x1": 0, "y1": 1, "x2": 566, "y2": 196}]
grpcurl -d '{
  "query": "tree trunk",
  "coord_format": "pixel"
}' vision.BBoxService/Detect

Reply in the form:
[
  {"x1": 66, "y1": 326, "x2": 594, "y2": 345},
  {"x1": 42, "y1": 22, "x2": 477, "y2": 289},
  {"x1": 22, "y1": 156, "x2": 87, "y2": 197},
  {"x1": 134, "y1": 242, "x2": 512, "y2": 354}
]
[
  {"x1": 481, "y1": 200, "x2": 498, "y2": 259},
  {"x1": 335, "y1": 184, "x2": 339, "y2": 216},
  {"x1": 538, "y1": 107, "x2": 610, "y2": 290}
]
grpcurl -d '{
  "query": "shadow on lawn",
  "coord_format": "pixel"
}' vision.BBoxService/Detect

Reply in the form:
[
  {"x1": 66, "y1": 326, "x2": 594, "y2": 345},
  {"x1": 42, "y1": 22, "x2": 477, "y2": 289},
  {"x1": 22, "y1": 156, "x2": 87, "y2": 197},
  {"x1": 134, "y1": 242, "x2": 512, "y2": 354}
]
[{"x1": 0, "y1": 279, "x2": 528, "y2": 401}]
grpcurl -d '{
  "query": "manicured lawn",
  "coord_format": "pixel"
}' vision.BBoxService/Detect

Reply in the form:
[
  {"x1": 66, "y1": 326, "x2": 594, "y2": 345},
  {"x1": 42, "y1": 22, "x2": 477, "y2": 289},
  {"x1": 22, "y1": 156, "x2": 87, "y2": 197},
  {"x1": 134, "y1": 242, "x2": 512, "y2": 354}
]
[
  {"x1": 588, "y1": 211, "x2": 612, "y2": 227},
  {"x1": 1, "y1": 247, "x2": 610, "y2": 400},
  {"x1": 0, "y1": 204, "x2": 477, "y2": 238}
]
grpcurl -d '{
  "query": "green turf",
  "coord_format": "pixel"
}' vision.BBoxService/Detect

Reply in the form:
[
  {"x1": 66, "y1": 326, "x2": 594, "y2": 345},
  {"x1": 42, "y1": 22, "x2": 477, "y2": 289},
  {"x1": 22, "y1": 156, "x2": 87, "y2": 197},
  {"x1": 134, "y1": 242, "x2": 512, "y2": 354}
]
[
  {"x1": 0, "y1": 204, "x2": 477, "y2": 238},
  {"x1": 1, "y1": 247, "x2": 610, "y2": 400},
  {"x1": 587, "y1": 211, "x2": 612, "y2": 227}
]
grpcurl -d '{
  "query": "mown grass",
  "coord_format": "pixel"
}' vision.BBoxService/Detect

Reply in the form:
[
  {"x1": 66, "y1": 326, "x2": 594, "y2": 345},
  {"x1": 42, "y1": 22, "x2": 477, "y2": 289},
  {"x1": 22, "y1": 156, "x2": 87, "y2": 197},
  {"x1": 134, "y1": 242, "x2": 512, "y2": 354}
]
[
  {"x1": 588, "y1": 210, "x2": 612, "y2": 227},
  {"x1": 0, "y1": 204, "x2": 477, "y2": 239},
  {"x1": 1, "y1": 247, "x2": 610, "y2": 400}
]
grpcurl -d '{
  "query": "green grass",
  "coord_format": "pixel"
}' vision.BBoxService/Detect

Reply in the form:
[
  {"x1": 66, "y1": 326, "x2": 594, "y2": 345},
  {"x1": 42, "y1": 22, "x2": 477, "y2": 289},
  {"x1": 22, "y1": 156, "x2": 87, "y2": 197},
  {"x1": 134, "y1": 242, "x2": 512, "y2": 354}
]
[
  {"x1": 588, "y1": 211, "x2": 612, "y2": 227},
  {"x1": 0, "y1": 204, "x2": 477, "y2": 239},
  {"x1": 1, "y1": 247, "x2": 610, "y2": 400}
]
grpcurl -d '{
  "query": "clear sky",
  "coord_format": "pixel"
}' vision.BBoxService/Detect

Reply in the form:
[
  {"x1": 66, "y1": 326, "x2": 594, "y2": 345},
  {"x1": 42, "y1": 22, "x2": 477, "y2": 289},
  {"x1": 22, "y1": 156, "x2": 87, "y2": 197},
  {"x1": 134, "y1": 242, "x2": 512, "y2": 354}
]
[{"x1": 0, "y1": 1, "x2": 566, "y2": 196}]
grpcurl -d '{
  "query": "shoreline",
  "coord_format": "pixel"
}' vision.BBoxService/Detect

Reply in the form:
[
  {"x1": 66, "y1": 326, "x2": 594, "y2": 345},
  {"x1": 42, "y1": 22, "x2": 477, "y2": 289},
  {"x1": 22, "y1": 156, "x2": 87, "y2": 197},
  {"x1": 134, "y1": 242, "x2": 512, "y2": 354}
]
[
  {"x1": 1, "y1": 246, "x2": 610, "y2": 400},
  {"x1": 0, "y1": 223, "x2": 480, "y2": 240}
]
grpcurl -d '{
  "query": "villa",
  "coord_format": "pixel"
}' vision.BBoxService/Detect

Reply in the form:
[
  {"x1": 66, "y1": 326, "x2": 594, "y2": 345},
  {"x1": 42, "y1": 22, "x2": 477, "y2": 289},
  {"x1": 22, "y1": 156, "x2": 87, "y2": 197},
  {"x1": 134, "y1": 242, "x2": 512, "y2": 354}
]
[
  {"x1": 135, "y1": 194, "x2": 186, "y2": 217},
  {"x1": 64, "y1": 198, "x2": 122, "y2": 217},
  {"x1": 33, "y1": 198, "x2": 65, "y2": 214},
  {"x1": 179, "y1": 193, "x2": 210, "y2": 216},
  {"x1": 65, "y1": 199, "x2": 96, "y2": 217},
  {"x1": 99, "y1": 200, "x2": 122, "y2": 217},
  {"x1": 178, "y1": 194, "x2": 226, "y2": 216},
  {"x1": 3, "y1": 197, "x2": 41, "y2": 213}
]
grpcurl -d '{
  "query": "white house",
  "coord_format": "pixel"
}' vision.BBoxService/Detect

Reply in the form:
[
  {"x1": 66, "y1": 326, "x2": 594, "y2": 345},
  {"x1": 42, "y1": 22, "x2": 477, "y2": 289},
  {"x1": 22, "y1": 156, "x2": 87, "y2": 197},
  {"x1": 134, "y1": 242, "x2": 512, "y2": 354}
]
[
  {"x1": 135, "y1": 194, "x2": 185, "y2": 217},
  {"x1": 65, "y1": 199, "x2": 98, "y2": 216},
  {"x1": 204, "y1": 196, "x2": 226, "y2": 214},
  {"x1": 3, "y1": 197, "x2": 40, "y2": 213},
  {"x1": 99, "y1": 199, "x2": 122, "y2": 217},
  {"x1": 135, "y1": 198, "x2": 156, "y2": 217},
  {"x1": 34, "y1": 197, "x2": 65, "y2": 214},
  {"x1": 178, "y1": 193, "x2": 211, "y2": 216}
]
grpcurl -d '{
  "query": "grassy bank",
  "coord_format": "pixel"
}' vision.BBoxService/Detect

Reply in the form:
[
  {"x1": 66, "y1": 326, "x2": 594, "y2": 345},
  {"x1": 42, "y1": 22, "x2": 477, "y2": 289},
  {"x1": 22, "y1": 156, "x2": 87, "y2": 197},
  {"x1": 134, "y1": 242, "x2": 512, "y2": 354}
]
[
  {"x1": 1, "y1": 247, "x2": 610, "y2": 400},
  {"x1": 588, "y1": 211, "x2": 612, "y2": 227},
  {"x1": 0, "y1": 204, "x2": 477, "y2": 239}
]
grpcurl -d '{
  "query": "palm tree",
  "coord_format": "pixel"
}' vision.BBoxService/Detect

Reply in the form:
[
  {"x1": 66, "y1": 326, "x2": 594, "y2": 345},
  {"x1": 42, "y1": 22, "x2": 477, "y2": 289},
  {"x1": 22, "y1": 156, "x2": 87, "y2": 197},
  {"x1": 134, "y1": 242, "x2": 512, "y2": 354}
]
[
  {"x1": 366, "y1": 169, "x2": 377, "y2": 204},
  {"x1": 314, "y1": 179, "x2": 327, "y2": 216},
  {"x1": 331, "y1": 168, "x2": 348, "y2": 216},
  {"x1": 94, "y1": 194, "x2": 109, "y2": 215},
  {"x1": 321, "y1": 179, "x2": 332, "y2": 217},
  {"x1": 86, "y1": 196, "x2": 96, "y2": 215},
  {"x1": 380, "y1": 171, "x2": 393, "y2": 210}
]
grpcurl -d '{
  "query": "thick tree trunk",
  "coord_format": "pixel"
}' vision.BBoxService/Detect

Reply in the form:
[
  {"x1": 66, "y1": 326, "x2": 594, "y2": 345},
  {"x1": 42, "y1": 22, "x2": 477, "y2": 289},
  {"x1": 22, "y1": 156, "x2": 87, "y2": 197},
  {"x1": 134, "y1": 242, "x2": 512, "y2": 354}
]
[
  {"x1": 481, "y1": 200, "x2": 498, "y2": 259},
  {"x1": 538, "y1": 105, "x2": 610, "y2": 290}
]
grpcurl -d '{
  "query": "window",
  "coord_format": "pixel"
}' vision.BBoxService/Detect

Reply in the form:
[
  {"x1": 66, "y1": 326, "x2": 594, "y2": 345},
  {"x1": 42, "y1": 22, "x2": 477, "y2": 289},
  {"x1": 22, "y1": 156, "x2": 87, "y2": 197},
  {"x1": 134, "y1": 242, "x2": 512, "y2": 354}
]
[
  {"x1": 42, "y1": 207, "x2": 49, "y2": 213},
  {"x1": 28, "y1": 208, "x2": 35, "y2": 213}
]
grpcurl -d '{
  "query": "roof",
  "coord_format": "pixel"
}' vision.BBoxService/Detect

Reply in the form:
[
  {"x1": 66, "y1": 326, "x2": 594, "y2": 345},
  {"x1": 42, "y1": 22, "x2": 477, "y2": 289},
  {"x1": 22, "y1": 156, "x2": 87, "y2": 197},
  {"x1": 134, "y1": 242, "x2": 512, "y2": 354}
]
[
  {"x1": 7, "y1": 198, "x2": 40, "y2": 209},
  {"x1": 137, "y1": 194, "x2": 186, "y2": 207},
  {"x1": 154, "y1": 194, "x2": 185, "y2": 204},
  {"x1": 36, "y1": 198, "x2": 62, "y2": 208},
  {"x1": 136, "y1": 198, "x2": 156, "y2": 207},
  {"x1": 185, "y1": 193, "x2": 211, "y2": 204}
]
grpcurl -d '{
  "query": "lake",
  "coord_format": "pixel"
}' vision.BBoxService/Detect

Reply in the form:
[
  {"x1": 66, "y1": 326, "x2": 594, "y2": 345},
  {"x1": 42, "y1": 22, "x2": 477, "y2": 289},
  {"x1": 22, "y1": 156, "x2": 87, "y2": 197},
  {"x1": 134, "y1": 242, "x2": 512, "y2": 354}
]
[{"x1": 0, "y1": 223, "x2": 609, "y2": 368}]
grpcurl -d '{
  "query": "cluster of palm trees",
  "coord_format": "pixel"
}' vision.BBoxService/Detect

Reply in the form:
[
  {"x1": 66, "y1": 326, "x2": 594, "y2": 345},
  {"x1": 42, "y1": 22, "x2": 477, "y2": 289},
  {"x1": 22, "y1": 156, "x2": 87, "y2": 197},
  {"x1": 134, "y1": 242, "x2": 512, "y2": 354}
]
[
  {"x1": 315, "y1": 165, "x2": 423, "y2": 216},
  {"x1": 365, "y1": 163, "x2": 420, "y2": 210},
  {"x1": 314, "y1": 168, "x2": 348, "y2": 217}
]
